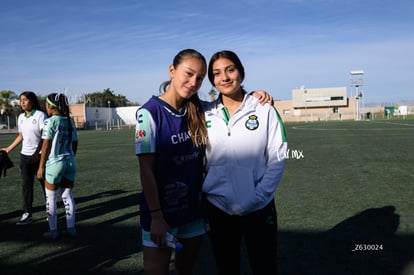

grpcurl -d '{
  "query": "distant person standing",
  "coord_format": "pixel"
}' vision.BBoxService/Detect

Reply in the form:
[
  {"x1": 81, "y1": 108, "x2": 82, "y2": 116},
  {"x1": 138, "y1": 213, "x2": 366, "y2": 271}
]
[
  {"x1": 202, "y1": 50, "x2": 288, "y2": 275},
  {"x1": 1, "y1": 91, "x2": 46, "y2": 225},
  {"x1": 37, "y1": 93, "x2": 78, "y2": 239}
]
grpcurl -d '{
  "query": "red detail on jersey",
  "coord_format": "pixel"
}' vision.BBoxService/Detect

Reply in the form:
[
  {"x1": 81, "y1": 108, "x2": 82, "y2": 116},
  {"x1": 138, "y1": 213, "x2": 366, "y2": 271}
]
[{"x1": 136, "y1": 129, "x2": 146, "y2": 139}]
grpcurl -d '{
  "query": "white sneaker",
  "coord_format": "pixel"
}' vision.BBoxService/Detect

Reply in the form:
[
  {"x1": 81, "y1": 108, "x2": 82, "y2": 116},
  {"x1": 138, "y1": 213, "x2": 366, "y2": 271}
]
[{"x1": 16, "y1": 212, "x2": 33, "y2": 225}]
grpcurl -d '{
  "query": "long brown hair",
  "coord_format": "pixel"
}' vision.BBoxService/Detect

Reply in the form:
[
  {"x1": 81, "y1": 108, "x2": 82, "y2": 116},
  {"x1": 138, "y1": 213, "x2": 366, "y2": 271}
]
[{"x1": 159, "y1": 49, "x2": 209, "y2": 147}]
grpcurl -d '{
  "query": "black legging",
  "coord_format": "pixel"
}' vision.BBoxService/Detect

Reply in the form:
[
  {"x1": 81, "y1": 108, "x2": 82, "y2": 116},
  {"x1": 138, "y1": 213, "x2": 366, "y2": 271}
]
[
  {"x1": 207, "y1": 200, "x2": 278, "y2": 275},
  {"x1": 20, "y1": 154, "x2": 45, "y2": 214}
]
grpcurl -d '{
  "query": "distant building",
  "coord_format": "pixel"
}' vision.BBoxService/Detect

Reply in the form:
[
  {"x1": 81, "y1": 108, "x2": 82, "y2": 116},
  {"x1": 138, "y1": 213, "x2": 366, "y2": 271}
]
[
  {"x1": 274, "y1": 86, "x2": 357, "y2": 122},
  {"x1": 69, "y1": 104, "x2": 86, "y2": 129},
  {"x1": 69, "y1": 90, "x2": 412, "y2": 128},
  {"x1": 69, "y1": 104, "x2": 139, "y2": 129}
]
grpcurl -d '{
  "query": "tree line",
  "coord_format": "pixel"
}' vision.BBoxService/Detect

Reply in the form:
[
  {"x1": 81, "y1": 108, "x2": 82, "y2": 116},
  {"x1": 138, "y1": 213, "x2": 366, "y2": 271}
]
[{"x1": 1, "y1": 87, "x2": 219, "y2": 118}]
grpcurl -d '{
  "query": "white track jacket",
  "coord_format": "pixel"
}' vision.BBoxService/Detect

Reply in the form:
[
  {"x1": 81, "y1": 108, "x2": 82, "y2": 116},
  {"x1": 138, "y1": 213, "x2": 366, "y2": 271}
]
[{"x1": 202, "y1": 94, "x2": 288, "y2": 215}]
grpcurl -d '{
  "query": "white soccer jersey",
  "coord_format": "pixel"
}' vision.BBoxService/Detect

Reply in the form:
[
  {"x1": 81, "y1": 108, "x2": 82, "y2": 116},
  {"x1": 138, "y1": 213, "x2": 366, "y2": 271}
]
[{"x1": 18, "y1": 110, "x2": 47, "y2": 156}]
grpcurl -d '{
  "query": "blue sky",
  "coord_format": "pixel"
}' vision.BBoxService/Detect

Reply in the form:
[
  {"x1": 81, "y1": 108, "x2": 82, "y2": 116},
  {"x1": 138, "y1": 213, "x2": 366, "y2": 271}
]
[{"x1": 1, "y1": 0, "x2": 413, "y2": 105}]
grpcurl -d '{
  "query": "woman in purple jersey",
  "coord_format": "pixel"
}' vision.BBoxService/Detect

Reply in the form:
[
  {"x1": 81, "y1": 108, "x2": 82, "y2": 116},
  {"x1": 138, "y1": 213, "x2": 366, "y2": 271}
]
[{"x1": 135, "y1": 49, "x2": 209, "y2": 275}]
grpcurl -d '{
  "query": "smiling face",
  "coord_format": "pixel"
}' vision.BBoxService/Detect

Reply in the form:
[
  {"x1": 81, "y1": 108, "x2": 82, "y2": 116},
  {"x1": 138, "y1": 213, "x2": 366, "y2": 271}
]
[
  {"x1": 169, "y1": 56, "x2": 206, "y2": 100},
  {"x1": 211, "y1": 57, "x2": 243, "y2": 97}
]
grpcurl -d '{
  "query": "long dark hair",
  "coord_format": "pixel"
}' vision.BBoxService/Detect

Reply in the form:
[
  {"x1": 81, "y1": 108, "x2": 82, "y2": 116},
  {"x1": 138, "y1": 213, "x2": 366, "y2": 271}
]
[
  {"x1": 46, "y1": 93, "x2": 73, "y2": 142},
  {"x1": 19, "y1": 91, "x2": 42, "y2": 111}
]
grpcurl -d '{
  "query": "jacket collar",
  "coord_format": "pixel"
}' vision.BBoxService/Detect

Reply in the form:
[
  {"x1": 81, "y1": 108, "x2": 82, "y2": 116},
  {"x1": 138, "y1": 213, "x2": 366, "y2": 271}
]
[{"x1": 214, "y1": 91, "x2": 256, "y2": 114}]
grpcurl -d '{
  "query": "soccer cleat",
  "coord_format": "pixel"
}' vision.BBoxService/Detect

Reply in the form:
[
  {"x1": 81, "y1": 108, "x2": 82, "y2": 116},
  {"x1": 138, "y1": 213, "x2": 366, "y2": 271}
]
[
  {"x1": 16, "y1": 212, "x2": 33, "y2": 225},
  {"x1": 61, "y1": 228, "x2": 77, "y2": 237},
  {"x1": 42, "y1": 230, "x2": 59, "y2": 240}
]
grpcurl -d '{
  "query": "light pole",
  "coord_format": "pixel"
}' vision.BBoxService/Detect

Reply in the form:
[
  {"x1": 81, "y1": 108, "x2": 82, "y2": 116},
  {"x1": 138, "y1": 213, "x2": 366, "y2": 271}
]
[
  {"x1": 350, "y1": 70, "x2": 364, "y2": 120},
  {"x1": 107, "y1": 100, "x2": 111, "y2": 130},
  {"x1": 302, "y1": 87, "x2": 308, "y2": 122}
]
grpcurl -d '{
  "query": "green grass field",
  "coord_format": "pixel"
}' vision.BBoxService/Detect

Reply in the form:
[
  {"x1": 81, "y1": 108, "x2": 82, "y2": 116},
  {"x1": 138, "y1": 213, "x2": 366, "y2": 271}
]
[{"x1": 0, "y1": 118, "x2": 413, "y2": 274}]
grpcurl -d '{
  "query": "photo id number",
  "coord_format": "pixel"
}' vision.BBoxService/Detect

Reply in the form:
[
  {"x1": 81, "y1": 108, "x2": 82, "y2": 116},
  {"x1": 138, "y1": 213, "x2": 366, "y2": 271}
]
[{"x1": 352, "y1": 244, "x2": 383, "y2": 252}]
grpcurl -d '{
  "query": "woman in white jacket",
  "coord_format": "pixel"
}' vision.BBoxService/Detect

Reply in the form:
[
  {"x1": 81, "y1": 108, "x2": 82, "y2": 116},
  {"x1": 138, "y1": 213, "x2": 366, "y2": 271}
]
[{"x1": 202, "y1": 50, "x2": 288, "y2": 275}]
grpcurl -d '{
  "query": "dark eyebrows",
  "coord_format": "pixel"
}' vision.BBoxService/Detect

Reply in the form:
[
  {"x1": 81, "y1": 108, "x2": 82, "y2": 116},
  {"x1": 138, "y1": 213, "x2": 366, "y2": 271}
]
[
  {"x1": 183, "y1": 65, "x2": 206, "y2": 79},
  {"x1": 213, "y1": 64, "x2": 236, "y2": 74}
]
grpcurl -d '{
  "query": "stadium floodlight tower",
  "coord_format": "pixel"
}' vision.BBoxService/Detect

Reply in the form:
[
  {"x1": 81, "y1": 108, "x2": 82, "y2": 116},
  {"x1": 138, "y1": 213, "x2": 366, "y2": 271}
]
[
  {"x1": 107, "y1": 100, "x2": 111, "y2": 130},
  {"x1": 350, "y1": 70, "x2": 364, "y2": 120}
]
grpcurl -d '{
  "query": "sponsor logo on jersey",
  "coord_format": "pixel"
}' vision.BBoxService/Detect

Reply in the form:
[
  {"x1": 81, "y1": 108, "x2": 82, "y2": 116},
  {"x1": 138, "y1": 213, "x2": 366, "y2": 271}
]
[
  {"x1": 171, "y1": 131, "x2": 191, "y2": 144},
  {"x1": 136, "y1": 129, "x2": 146, "y2": 140}
]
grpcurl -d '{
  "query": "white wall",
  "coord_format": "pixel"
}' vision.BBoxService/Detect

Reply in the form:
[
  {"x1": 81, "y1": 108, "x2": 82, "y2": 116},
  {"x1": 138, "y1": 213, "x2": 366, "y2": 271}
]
[{"x1": 85, "y1": 106, "x2": 139, "y2": 126}]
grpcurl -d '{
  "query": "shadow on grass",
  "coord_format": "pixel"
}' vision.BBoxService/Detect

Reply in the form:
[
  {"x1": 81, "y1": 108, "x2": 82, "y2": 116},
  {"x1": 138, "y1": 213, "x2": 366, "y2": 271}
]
[
  {"x1": 1, "y1": 198, "x2": 413, "y2": 274},
  {"x1": 0, "y1": 190, "x2": 143, "y2": 275},
  {"x1": 276, "y1": 205, "x2": 413, "y2": 275}
]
